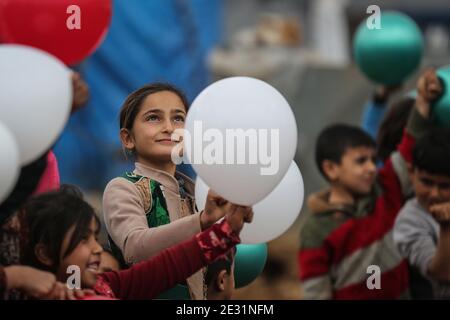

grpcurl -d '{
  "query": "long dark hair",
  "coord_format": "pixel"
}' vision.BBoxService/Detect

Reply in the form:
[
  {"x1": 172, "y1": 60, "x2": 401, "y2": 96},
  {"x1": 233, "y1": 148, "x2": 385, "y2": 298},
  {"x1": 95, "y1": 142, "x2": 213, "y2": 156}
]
[{"x1": 22, "y1": 185, "x2": 100, "y2": 272}]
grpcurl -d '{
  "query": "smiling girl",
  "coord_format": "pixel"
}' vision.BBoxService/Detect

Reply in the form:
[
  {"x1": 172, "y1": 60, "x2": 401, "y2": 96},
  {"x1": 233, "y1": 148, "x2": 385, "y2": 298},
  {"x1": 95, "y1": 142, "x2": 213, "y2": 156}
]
[
  {"x1": 103, "y1": 83, "x2": 239, "y2": 299},
  {"x1": 23, "y1": 185, "x2": 251, "y2": 300}
]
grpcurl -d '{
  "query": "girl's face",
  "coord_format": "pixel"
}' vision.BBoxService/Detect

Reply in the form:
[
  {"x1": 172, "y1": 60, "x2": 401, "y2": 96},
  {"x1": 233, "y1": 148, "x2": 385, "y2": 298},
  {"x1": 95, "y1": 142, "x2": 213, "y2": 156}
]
[
  {"x1": 122, "y1": 91, "x2": 186, "y2": 165},
  {"x1": 57, "y1": 217, "x2": 103, "y2": 289}
]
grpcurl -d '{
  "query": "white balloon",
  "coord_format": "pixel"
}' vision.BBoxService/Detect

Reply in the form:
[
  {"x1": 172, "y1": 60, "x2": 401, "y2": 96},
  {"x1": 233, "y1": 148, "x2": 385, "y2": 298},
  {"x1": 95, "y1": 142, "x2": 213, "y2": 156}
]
[
  {"x1": 185, "y1": 77, "x2": 297, "y2": 205},
  {"x1": 195, "y1": 161, "x2": 304, "y2": 244},
  {"x1": 0, "y1": 122, "x2": 20, "y2": 203},
  {"x1": 0, "y1": 45, "x2": 72, "y2": 165}
]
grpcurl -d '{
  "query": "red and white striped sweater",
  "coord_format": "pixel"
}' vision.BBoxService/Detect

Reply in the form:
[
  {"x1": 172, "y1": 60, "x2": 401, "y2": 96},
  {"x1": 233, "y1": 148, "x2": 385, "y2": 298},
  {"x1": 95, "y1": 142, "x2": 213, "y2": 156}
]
[{"x1": 298, "y1": 109, "x2": 431, "y2": 299}]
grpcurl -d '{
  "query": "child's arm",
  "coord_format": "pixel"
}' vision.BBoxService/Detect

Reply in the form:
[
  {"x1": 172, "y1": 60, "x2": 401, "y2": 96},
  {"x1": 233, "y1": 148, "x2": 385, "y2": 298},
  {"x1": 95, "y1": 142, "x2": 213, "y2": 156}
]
[
  {"x1": 361, "y1": 85, "x2": 399, "y2": 138},
  {"x1": 428, "y1": 203, "x2": 450, "y2": 281},
  {"x1": 103, "y1": 178, "x2": 203, "y2": 264},
  {"x1": 99, "y1": 206, "x2": 252, "y2": 300},
  {"x1": 103, "y1": 180, "x2": 233, "y2": 265},
  {"x1": 393, "y1": 204, "x2": 438, "y2": 279},
  {"x1": 1, "y1": 265, "x2": 62, "y2": 299},
  {"x1": 298, "y1": 214, "x2": 335, "y2": 299},
  {"x1": 379, "y1": 69, "x2": 441, "y2": 198}
]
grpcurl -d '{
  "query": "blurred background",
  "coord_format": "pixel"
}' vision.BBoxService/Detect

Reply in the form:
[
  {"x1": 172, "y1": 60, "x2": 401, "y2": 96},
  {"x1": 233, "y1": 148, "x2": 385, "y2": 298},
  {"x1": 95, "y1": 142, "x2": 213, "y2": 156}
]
[{"x1": 52, "y1": 0, "x2": 450, "y2": 299}]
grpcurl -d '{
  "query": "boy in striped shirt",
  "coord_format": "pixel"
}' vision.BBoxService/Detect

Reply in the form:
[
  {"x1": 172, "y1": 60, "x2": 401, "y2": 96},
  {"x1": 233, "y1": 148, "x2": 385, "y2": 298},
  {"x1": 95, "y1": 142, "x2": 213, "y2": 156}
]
[{"x1": 298, "y1": 69, "x2": 442, "y2": 299}]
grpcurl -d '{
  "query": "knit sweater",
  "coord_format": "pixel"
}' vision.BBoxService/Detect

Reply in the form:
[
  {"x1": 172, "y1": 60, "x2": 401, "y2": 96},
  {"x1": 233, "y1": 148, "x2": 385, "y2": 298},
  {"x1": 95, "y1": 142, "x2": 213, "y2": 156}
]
[
  {"x1": 298, "y1": 109, "x2": 431, "y2": 299},
  {"x1": 93, "y1": 219, "x2": 239, "y2": 299}
]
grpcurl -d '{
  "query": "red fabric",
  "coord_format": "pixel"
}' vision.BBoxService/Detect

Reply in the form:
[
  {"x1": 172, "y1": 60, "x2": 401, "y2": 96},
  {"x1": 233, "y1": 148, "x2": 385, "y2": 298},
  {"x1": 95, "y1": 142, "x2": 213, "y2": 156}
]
[
  {"x1": 95, "y1": 219, "x2": 240, "y2": 299},
  {"x1": 333, "y1": 261, "x2": 409, "y2": 300},
  {"x1": 298, "y1": 247, "x2": 330, "y2": 279},
  {"x1": 33, "y1": 151, "x2": 60, "y2": 195},
  {"x1": 328, "y1": 132, "x2": 414, "y2": 264},
  {"x1": 298, "y1": 130, "x2": 415, "y2": 299}
]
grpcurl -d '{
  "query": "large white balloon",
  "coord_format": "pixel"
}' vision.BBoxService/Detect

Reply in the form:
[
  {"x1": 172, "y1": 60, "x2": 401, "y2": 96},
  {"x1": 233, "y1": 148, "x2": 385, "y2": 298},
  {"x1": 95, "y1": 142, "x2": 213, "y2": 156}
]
[
  {"x1": 195, "y1": 161, "x2": 304, "y2": 244},
  {"x1": 0, "y1": 45, "x2": 72, "y2": 165},
  {"x1": 185, "y1": 77, "x2": 297, "y2": 205},
  {"x1": 0, "y1": 122, "x2": 20, "y2": 203}
]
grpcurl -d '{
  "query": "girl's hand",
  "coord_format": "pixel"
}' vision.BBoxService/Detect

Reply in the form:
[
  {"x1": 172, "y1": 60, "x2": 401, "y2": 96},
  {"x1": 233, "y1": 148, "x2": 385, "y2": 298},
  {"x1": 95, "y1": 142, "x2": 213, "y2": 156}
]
[
  {"x1": 43, "y1": 282, "x2": 95, "y2": 300},
  {"x1": 416, "y1": 68, "x2": 443, "y2": 118},
  {"x1": 225, "y1": 205, "x2": 254, "y2": 234},
  {"x1": 430, "y1": 202, "x2": 450, "y2": 226},
  {"x1": 200, "y1": 190, "x2": 233, "y2": 230},
  {"x1": 4, "y1": 265, "x2": 57, "y2": 299}
]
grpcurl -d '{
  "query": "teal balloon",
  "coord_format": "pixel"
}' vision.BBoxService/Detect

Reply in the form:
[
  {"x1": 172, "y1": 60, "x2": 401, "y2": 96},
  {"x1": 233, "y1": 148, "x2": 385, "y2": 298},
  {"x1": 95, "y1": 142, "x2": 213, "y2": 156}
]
[
  {"x1": 353, "y1": 11, "x2": 423, "y2": 85},
  {"x1": 234, "y1": 243, "x2": 268, "y2": 288},
  {"x1": 433, "y1": 66, "x2": 450, "y2": 127}
]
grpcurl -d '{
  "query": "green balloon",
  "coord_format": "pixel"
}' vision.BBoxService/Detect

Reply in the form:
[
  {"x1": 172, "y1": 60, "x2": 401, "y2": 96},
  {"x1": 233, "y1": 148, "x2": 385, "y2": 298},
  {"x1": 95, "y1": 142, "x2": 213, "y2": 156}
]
[
  {"x1": 433, "y1": 66, "x2": 450, "y2": 128},
  {"x1": 234, "y1": 243, "x2": 268, "y2": 289},
  {"x1": 353, "y1": 11, "x2": 423, "y2": 85}
]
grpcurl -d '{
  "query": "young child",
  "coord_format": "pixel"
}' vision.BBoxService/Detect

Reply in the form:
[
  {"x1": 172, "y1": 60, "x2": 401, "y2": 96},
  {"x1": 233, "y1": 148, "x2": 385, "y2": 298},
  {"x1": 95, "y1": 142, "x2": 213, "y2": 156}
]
[
  {"x1": 99, "y1": 247, "x2": 120, "y2": 274},
  {"x1": 206, "y1": 251, "x2": 235, "y2": 300},
  {"x1": 394, "y1": 128, "x2": 450, "y2": 299},
  {"x1": 0, "y1": 72, "x2": 89, "y2": 300},
  {"x1": 103, "y1": 83, "x2": 233, "y2": 300},
  {"x1": 298, "y1": 69, "x2": 441, "y2": 299},
  {"x1": 22, "y1": 185, "x2": 252, "y2": 300}
]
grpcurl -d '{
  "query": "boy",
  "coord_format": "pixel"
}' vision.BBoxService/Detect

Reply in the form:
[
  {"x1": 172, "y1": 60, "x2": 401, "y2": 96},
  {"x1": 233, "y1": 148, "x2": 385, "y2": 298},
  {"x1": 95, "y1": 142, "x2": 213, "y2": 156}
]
[
  {"x1": 206, "y1": 251, "x2": 235, "y2": 300},
  {"x1": 298, "y1": 69, "x2": 441, "y2": 299},
  {"x1": 394, "y1": 128, "x2": 450, "y2": 299}
]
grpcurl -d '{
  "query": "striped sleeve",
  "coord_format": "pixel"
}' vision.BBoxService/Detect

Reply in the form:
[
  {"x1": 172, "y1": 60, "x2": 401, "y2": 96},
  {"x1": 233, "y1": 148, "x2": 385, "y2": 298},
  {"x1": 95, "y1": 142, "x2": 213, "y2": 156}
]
[
  {"x1": 379, "y1": 108, "x2": 433, "y2": 202},
  {"x1": 298, "y1": 213, "x2": 341, "y2": 299}
]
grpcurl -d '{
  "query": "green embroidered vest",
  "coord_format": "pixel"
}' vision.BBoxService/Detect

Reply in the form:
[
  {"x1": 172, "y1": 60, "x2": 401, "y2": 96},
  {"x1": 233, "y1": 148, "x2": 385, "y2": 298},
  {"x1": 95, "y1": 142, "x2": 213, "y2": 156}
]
[{"x1": 107, "y1": 172, "x2": 191, "y2": 300}]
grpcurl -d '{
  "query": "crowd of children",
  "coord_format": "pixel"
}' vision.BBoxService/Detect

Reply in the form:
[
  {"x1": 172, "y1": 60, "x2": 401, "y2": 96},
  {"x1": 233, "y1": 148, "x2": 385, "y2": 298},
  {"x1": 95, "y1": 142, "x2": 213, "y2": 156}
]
[
  {"x1": 0, "y1": 78, "x2": 252, "y2": 300},
  {"x1": 1, "y1": 62, "x2": 450, "y2": 300},
  {"x1": 298, "y1": 68, "x2": 450, "y2": 300}
]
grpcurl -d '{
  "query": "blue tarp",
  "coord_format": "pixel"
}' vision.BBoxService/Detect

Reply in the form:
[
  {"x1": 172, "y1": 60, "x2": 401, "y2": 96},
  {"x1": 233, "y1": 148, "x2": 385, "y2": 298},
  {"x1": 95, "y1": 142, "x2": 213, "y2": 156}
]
[{"x1": 54, "y1": 0, "x2": 222, "y2": 190}]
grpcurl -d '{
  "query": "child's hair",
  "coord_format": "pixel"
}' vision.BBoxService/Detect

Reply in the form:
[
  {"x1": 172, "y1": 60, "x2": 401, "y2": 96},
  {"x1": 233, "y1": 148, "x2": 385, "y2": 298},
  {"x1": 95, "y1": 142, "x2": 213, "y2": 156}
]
[
  {"x1": 376, "y1": 97, "x2": 414, "y2": 161},
  {"x1": 205, "y1": 251, "x2": 234, "y2": 287},
  {"x1": 119, "y1": 82, "x2": 189, "y2": 131},
  {"x1": 315, "y1": 124, "x2": 376, "y2": 179},
  {"x1": 412, "y1": 128, "x2": 450, "y2": 177},
  {"x1": 22, "y1": 185, "x2": 100, "y2": 272},
  {"x1": 101, "y1": 245, "x2": 114, "y2": 255}
]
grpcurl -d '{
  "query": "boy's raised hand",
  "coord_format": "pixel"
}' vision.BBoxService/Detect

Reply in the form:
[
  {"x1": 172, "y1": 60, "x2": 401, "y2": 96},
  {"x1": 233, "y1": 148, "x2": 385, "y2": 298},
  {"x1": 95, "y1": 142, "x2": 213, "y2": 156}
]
[
  {"x1": 416, "y1": 68, "x2": 443, "y2": 118},
  {"x1": 200, "y1": 190, "x2": 233, "y2": 230},
  {"x1": 430, "y1": 202, "x2": 450, "y2": 225},
  {"x1": 225, "y1": 204, "x2": 254, "y2": 234}
]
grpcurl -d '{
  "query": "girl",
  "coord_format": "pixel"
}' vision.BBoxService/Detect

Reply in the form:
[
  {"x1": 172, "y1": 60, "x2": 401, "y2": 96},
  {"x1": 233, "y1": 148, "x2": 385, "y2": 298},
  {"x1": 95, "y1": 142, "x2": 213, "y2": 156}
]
[
  {"x1": 103, "y1": 83, "x2": 233, "y2": 299},
  {"x1": 23, "y1": 186, "x2": 252, "y2": 300},
  {"x1": 0, "y1": 72, "x2": 89, "y2": 300}
]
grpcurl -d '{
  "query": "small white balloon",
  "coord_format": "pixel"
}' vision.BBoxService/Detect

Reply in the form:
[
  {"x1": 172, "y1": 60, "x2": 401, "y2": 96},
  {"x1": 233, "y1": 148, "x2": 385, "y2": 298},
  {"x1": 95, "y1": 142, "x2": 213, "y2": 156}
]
[
  {"x1": 195, "y1": 161, "x2": 304, "y2": 244},
  {"x1": 0, "y1": 44, "x2": 72, "y2": 165},
  {"x1": 185, "y1": 77, "x2": 297, "y2": 205},
  {"x1": 0, "y1": 122, "x2": 20, "y2": 203}
]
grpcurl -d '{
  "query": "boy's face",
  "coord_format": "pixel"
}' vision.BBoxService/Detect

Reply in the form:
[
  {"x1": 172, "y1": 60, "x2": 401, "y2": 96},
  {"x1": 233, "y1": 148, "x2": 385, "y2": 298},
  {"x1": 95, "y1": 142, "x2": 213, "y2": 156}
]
[
  {"x1": 57, "y1": 218, "x2": 103, "y2": 289},
  {"x1": 410, "y1": 168, "x2": 450, "y2": 212},
  {"x1": 325, "y1": 146, "x2": 377, "y2": 196}
]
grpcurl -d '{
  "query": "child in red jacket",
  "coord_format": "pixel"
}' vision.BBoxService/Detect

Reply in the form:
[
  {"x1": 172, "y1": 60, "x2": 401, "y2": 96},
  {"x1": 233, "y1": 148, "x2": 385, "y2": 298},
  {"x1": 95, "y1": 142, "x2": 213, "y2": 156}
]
[
  {"x1": 21, "y1": 185, "x2": 252, "y2": 299},
  {"x1": 298, "y1": 69, "x2": 441, "y2": 299}
]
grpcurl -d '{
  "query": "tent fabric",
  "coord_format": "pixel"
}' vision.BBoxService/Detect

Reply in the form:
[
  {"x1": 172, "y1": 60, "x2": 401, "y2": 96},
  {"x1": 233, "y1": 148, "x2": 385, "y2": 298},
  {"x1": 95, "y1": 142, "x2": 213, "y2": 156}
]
[{"x1": 54, "y1": 0, "x2": 222, "y2": 190}]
